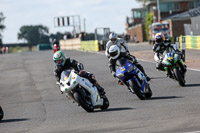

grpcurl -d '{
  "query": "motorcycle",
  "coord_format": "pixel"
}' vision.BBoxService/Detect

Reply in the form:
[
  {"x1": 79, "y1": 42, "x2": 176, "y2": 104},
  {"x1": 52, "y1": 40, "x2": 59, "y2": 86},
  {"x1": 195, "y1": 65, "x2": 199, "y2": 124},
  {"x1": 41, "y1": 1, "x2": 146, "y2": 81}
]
[
  {"x1": 162, "y1": 51, "x2": 186, "y2": 86},
  {"x1": 53, "y1": 44, "x2": 60, "y2": 53},
  {"x1": 0, "y1": 106, "x2": 4, "y2": 120},
  {"x1": 59, "y1": 69, "x2": 109, "y2": 112},
  {"x1": 115, "y1": 58, "x2": 152, "y2": 100}
]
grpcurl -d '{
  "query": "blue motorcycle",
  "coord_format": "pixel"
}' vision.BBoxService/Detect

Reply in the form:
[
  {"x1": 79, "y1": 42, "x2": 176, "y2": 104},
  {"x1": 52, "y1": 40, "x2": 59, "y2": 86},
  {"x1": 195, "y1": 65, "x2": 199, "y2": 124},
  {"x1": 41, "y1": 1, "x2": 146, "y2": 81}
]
[{"x1": 115, "y1": 58, "x2": 152, "y2": 100}]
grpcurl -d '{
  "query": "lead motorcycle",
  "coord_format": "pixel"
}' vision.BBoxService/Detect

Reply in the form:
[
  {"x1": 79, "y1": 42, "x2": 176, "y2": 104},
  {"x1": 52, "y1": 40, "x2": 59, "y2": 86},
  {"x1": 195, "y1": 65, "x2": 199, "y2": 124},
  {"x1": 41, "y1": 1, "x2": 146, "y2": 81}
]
[
  {"x1": 162, "y1": 51, "x2": 186, "y2": 86},
  {"x1": 0, "y1": 106, "x2": 4, "y2": 120},
  {"x1": 59, "y1": 69, "x2": 109, "y2": 112},
  {"x1": 115, "y1": 58, "x2": 152, "y2": 100}
]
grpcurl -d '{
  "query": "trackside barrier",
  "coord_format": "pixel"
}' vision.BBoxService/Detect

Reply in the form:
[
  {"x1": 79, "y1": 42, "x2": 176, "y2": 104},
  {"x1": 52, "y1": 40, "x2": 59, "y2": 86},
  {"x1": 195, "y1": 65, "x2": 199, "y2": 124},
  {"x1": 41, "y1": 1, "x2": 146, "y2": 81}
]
[
  {"x1": 81, "y1": 40, "x2": 99, "y2": 52},
  {"x1": 37, "y1": 44, "x2": 52, "y2": 51},
  {"x1": 179, "y1": 36, "x2": 200, "y2": 50}
]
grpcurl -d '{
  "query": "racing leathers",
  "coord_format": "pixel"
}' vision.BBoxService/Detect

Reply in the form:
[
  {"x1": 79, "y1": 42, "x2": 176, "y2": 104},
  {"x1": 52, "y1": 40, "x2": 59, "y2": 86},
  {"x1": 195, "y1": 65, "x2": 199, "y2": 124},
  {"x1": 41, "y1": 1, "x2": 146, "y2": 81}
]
[
  {"x1": 153, "y1": 41, "x2": 187, "y2": 77},
  {"x1": 106, "y1": 38, "x2": 150, "y2": 81},
  {"x1": 108, "y1": 52, "x2": 150, "y2": 81},
  {"x1": 105, "y1": 38, "x2": 128, "y2": 58},
  {"x1": 54, "y1": 58, "x2": 105, "y2": 95}
]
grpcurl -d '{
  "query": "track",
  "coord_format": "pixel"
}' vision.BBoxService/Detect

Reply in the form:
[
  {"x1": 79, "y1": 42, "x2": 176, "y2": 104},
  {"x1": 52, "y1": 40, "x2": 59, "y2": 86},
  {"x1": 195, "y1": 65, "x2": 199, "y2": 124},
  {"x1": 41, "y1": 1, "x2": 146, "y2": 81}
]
[{"x1": 0, "y1": 48, "x2": 200, "y2": 133}]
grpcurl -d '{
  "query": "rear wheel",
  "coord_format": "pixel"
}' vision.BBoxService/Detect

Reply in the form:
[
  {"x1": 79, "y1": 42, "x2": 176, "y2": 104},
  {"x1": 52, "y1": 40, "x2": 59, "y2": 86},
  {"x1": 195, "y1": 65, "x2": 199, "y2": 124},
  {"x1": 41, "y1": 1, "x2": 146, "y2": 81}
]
[
  {"x1": 174, "y1": 67, "x2": 185, "y2": 86},
  {"x1": 128, "y1": 80, "x2": 146, "y2": 100},
  {"x1": 0, "y1": 106, "x2": 4, "y2": 120},
  {"x1": 100, "y1": 95, "x2": 109, "y2": 110},
  {"x1": 73, "y1": 92, "x2": 94, "y2": 112}
]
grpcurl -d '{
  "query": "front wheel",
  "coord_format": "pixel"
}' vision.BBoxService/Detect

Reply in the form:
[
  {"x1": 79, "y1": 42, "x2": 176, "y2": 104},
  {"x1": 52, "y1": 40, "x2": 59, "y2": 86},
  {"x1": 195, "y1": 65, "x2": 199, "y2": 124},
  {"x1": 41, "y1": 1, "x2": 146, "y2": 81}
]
[
  {"x1": 100, "y1": 95, "x2": 109, "y2": 110},
  {"x1": 174, "y1": 67, "x2": 185, "y2": 86},
  {"x1": 128, "y1": 80, "x2": 146, "y2": 100},
  {"x1": 0, "y1": 106, "x2": 4, "y2": 120},
  {"x1": 73, "y1": 92, "x2": 94, "y2": 112},
  {"x1": 145, "y1": 85, "x2": 152, "y2": 99}
]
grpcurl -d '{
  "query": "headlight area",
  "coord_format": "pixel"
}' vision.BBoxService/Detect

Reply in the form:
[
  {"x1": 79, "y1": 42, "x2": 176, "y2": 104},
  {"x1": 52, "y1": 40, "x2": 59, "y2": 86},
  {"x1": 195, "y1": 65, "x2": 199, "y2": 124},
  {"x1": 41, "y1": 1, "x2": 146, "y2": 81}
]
[
  {"x1": 127, "y1": 65, "x2": 134, "y2": 73},
  {"x1": 117, "y1": 73, "x2": 124, "y2": 78}
]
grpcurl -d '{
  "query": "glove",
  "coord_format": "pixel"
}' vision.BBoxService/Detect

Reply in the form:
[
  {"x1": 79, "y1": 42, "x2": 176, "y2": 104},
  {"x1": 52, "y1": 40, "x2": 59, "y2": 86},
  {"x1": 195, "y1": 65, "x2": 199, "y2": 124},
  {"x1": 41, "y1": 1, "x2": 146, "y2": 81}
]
[
  {"x1": 112, "y1": 71, "x2": 116, "y2": 77},
  {"x1": 79, "y1": 70, "x2": 86, "y2": 75}
]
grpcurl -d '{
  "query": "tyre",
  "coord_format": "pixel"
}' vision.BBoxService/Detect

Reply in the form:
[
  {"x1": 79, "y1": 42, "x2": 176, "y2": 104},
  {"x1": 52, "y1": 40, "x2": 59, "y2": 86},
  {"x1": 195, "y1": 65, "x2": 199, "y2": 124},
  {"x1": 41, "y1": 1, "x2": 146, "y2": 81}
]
[
  {"x1": 73, "y1": 92, "x2": 94, "y2": 112},
  {"x1": 174, "y1": 67, "x2": 185, "y2": 86},
  {"x1": 0, "y1": 106, "x2": 4, "y2": 121},
  {"x1": 145, "y1": 85, "x2": 152, "y2": 99},
  {"x1": 100, "y1": 95, "x2": 109, "y2": 110},
  {"x1": 128, "y1": 80, "x2": 146, "y2": 100}
]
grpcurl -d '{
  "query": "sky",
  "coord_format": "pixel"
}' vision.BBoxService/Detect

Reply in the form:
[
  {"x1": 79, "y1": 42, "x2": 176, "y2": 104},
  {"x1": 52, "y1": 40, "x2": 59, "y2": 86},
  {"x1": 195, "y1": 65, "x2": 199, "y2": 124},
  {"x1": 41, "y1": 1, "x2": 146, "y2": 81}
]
[{"x1": 0, "y1": 0, "x2": 142, "y2": 44}]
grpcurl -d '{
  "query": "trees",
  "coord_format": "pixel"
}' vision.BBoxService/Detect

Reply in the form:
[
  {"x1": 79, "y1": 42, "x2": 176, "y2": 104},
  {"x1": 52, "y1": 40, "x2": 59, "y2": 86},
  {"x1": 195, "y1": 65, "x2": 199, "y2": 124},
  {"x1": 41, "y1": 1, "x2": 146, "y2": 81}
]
[
  {"x1": 0, "y1": 12, "x2": 6, "y2": 47},
  {"x1": 145, "y1": 12, "x2": 153, "y2": 40},
  {"x1": 18, "y1": 25, "x2": 50, "y2": 51}
]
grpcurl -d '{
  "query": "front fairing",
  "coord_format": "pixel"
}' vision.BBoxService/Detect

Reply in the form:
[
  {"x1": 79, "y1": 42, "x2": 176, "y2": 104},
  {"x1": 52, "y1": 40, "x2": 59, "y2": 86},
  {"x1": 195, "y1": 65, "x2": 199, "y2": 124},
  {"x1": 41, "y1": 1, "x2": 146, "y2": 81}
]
[
  {"x1": 60, "y1": 69, "x2": 78, "y2": 92},
  {"x1": 116, "y1": 60, "x2": 137, "y2": 80},
  {"x1": 162, "y1": 52, "x2": 177, "y2": 66}
]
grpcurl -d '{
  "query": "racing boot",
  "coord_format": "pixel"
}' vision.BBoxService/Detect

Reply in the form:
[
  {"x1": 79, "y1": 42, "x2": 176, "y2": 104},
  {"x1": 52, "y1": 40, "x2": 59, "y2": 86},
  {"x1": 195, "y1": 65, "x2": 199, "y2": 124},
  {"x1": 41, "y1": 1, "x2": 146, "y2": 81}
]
[
  {"x1": 136, "y1": 63, "x2": 151, "y2": 81},
  {"x1": 86, "y1": 72, "x2": 106, "y2": 96},
  {"x1": 166, "y1": 69, "x2": 173, "y2": 78},
  {"x1": 95, "y1": 83, "x2": 106, "y2": 96}
]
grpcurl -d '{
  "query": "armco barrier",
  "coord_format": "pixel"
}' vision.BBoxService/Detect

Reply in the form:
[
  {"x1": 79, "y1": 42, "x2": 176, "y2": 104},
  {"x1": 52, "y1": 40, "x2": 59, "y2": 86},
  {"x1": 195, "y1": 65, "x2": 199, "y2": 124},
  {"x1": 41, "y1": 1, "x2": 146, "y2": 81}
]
[
  {"x1": 179, "y1": 36, "x2": 200, "y2": 50},
  {"x1": 81, "y1": 40, "x2": 99, "y2": 52},
  {"x1": 37, "y1": 44, "x2": 52, "y2": 51}
]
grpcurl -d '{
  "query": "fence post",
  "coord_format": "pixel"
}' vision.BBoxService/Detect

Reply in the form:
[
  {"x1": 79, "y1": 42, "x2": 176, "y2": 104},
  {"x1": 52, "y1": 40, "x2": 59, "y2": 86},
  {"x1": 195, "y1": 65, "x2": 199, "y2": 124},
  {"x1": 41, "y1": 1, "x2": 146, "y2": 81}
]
[
  {"x1": 182, "y1": 36, "x2": 186, "y2": 62},
  {"x1": 175, "y1": 37, "x2": 179, "y2": 49}
]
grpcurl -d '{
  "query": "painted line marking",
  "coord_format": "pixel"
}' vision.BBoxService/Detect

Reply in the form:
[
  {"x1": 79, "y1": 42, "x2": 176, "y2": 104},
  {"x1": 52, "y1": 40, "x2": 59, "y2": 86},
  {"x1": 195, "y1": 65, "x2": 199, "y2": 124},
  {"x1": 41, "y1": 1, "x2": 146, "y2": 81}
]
[{"x1": 76, "y1": 49, "x2": 200, "y2": 72}]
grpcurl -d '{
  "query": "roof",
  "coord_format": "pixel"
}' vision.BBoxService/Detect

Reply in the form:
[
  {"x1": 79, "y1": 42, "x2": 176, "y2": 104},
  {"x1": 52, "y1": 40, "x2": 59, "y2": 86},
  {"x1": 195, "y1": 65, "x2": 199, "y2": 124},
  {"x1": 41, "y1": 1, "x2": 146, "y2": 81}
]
[
  {"x1": 163, "y1": 7, "x2": 200, "y2": 20},
  {"x1": 145, "y1": 0, "x2": 195, "y2": 6}
]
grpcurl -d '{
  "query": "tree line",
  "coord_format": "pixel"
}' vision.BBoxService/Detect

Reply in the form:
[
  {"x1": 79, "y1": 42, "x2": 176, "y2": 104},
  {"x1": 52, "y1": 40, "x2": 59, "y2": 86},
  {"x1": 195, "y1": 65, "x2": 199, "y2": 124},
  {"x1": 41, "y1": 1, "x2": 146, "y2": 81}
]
[{"x1": 0, "y1": 12, "x2": 73, "y2": 51}]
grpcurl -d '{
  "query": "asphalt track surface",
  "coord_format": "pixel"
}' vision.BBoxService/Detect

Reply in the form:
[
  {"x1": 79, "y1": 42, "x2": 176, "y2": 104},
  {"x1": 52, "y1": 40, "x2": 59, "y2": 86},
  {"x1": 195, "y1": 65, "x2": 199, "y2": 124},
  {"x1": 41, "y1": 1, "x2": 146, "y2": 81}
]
[{"x1": 0, "y1": 47, "x2": 200, "y2": 133}]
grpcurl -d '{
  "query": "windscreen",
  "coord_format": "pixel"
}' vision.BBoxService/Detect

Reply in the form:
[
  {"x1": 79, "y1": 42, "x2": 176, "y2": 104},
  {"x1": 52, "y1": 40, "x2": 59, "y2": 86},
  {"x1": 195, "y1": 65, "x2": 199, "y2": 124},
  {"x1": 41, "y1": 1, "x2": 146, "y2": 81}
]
[
  {"x1": 61, "y1": 69, "x2": 71, "y2": 81},
  {"x1": 116, "y1": 58, "x2": 127, "y2": 67}
]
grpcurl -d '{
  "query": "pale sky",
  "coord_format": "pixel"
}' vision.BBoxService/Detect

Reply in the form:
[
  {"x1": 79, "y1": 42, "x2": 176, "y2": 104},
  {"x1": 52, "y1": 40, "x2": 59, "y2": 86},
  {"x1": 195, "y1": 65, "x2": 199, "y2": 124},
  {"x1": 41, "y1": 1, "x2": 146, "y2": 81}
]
[{"x1": 0, "y1": 0, "x2": 141, "y2": 43}]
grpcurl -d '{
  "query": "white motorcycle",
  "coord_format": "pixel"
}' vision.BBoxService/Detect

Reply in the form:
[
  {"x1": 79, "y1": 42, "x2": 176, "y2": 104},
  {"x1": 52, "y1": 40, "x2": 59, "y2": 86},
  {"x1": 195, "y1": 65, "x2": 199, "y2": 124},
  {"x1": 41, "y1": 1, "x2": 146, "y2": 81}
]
[{"x1": 59, "y1": 69, "x2": 109, "y2": 112}]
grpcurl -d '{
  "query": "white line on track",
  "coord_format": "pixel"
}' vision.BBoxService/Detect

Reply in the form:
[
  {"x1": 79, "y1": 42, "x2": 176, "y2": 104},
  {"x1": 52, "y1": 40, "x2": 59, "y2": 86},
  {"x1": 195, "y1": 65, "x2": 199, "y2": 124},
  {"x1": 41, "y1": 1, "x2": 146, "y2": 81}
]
[
  {"x1": 77, "y1": 50, "x2": 200, "y2": 72},
  {"x1": 184, "y1": 131, "x2": 200, "y2": 133}
]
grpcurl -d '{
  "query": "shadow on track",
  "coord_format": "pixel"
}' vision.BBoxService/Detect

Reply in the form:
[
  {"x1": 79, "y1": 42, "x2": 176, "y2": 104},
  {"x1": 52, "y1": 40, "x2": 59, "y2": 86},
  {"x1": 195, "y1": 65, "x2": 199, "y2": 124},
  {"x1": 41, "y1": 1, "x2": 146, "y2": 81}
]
[
  {"x1": 185, "y1": 84, "x2": 200, "y2": 87},
  {"x1": 149, "y1": 96, "x2": 182, "y2": 100},
  {"x1": 94, "y1": 107, "x2": 134, "y2": 113},
  {"x1": 150, "y1": 76, "x2": 167, "y2": 80},
  {"x1": 0, "y1": 118, "x2": 30, "y2": 123}
]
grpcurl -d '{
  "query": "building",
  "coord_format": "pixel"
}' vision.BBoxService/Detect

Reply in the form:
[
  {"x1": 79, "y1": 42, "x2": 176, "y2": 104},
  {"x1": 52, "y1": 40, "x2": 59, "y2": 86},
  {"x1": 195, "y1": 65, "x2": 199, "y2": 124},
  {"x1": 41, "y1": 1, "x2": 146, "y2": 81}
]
[{"x1": 126, "y1": 0, "x2": 200, "y2": 42}]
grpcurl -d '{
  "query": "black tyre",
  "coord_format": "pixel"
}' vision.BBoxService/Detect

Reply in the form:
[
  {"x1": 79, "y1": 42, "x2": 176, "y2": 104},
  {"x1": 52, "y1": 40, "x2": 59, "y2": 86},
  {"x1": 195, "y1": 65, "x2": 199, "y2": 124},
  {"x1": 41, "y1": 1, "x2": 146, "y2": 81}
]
[
  {"x1": 73, "y1": 92, "x2": 94, "y2": 112},
  {"x1": 128, "y1": 80, "x2": 146, "y2": 100},
  {"x1": 145, "y1": 85, "x2": 152, "y2": 99},
  {"x1": 174, "y1": 67, "x2": 185, "y2": 86},
  {"x1": 0, "y1": 106, "x2": 4, "y2": 121},
  {"x1": 100, "y1": 95, "x2": 109, "y2": 110}
]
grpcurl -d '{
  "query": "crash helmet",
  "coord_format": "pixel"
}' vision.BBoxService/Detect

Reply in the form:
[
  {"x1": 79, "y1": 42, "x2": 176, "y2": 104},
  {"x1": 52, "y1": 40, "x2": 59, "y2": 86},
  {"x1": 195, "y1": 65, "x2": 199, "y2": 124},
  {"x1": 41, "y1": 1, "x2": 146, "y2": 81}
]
[
  {"x1": 155, "y1": 33, "x2": 165, "y2": 43},
  {"x1": 109, "y1": 32, "x2": 118, "y2": 43},
  {"x1": 53, "y1": 51, "x2": 66, "y2": 66},
  {"x1": 109, "y1": 45, "x2": 120, "y2": 59}
]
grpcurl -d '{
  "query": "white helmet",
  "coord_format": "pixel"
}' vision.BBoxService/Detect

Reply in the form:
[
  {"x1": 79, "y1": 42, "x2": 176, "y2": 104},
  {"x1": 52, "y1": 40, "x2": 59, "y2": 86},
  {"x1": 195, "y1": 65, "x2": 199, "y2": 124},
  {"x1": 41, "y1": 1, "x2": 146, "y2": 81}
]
[
  {"x1": 109, "y1": 45, "x2": 120, "y2": 59},
  {"x1": 109, "y1": 32, "x2": 118, "y2": 43}
]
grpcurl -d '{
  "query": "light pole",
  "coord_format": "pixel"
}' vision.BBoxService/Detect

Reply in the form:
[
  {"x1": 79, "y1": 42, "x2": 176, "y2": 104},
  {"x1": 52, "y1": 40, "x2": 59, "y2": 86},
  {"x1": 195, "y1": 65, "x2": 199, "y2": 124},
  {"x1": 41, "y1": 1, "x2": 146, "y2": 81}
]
[{"x1": 157, "y1": 0, "x2": 161, "y2": 22}]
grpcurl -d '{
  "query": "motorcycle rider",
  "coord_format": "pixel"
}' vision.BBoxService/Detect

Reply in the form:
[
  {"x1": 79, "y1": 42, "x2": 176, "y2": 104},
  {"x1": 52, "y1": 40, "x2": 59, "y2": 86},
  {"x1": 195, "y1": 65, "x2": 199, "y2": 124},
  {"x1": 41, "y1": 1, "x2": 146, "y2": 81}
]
[
  {"x1": 105, "y1": 32, "x2": 150, "y2": 81},
  {"x1": 152, "y1": 33, "x2": 187, "y2": 77},
  {"x1": 53, "y1": 50, "x2": 105, "y2": 95},
  {"x1": 52, "y1": 39, "x2": 60, "y2": 53}
]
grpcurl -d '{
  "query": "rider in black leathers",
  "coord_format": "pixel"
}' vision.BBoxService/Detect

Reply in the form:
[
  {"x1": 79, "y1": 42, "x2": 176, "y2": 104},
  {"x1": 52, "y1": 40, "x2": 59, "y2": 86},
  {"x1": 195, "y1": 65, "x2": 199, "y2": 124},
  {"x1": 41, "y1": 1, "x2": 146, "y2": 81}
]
[
  {"x1": 53, "y1": 51, "x2": 105, "y2": 95},
  {"x1": 152, "y1": 33, "x2": 187, "y2": 77},
  {"x1": 108, "y1": 45, "x2": 150, "y2": 81}
]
